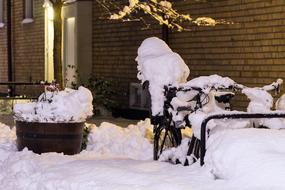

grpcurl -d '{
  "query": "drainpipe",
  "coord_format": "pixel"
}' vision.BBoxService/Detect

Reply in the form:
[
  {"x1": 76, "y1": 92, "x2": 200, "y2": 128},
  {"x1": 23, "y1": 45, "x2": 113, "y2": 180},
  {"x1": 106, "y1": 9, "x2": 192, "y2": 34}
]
[{"x1": 7, "y1": 0, "x2": 14, "y2": 96}]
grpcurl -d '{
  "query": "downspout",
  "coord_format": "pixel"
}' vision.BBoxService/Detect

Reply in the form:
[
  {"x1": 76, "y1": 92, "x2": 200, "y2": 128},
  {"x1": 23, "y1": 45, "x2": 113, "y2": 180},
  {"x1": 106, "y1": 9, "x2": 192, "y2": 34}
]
[{"x1": 7, "y1": 0, "x2": 14, "y2": 96}]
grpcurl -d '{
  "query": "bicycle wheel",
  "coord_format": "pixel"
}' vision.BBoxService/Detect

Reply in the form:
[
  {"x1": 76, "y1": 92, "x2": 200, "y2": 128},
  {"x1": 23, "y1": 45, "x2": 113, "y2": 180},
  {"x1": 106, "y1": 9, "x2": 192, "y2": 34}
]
[{"x1": 153, "y1": 125, "x2": 182, "y2": 160}]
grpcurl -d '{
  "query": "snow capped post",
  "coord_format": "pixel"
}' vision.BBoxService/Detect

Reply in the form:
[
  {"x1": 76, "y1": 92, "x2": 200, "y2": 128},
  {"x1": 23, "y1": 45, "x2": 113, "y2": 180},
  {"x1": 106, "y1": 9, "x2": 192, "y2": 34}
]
[{"x1": 136, "y1": 37, "x2": 190, "y2": 116}]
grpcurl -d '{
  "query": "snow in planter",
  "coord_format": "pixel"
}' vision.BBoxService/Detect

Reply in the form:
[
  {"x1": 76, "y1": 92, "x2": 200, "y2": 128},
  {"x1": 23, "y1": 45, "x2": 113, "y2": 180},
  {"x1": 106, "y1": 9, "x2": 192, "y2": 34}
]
[{"x1": 13, "y1": 86, "x2": 93, "y2": 122}]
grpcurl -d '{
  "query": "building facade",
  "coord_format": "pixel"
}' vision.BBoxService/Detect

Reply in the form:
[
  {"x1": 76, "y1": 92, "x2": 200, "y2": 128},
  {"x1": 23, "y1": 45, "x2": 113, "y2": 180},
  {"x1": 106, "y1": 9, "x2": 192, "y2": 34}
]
[
  {"x1": 0, "y1": 0, "x2": 45, "y2": 82},
  {"x1": 0, "y1": 0, "x2": 92, "y2": 95},
  {"x1": 93, "y1": 0, "x2": 285, "y2": 110},
  {"x1": 0, "y1": 0, "x2": 45, "y2": 96},
  {"x1": 0, "y1": 0, "x2": 285, "y2": 110}
]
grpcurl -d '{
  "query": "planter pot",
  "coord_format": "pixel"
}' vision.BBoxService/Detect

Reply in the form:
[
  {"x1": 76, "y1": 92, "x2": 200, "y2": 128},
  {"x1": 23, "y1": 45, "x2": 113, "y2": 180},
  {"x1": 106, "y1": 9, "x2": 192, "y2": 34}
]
[{"x1": 16, "y1": 121, "x2": 84, "y2": 155}]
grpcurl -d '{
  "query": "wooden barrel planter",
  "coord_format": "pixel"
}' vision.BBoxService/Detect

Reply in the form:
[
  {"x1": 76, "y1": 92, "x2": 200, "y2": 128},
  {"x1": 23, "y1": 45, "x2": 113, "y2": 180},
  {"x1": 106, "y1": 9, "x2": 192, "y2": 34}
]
[{"x1": 16, "y1": 121, "x2": 84, "y2": 155}]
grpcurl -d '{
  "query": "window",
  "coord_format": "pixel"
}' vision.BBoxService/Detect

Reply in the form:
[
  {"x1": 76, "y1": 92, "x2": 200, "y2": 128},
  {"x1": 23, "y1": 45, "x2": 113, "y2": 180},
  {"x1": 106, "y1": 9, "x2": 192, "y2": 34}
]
[
  {"x1": 22, "y1": 0, "x2": 34, "y2": 24},
  {"x1": 0, "y1": 0, "x2": 4, "y2": 27}
]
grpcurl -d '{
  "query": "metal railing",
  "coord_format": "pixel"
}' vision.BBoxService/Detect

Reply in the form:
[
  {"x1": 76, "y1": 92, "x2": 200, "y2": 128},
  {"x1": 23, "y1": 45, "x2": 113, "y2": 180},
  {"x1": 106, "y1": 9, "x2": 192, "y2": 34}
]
[
  {"x1": 0, "y1": 81, "x2": 49, "y2": 99},
  {"x1": 199, "y1": 112, "x2": 285, "y2": 166}
]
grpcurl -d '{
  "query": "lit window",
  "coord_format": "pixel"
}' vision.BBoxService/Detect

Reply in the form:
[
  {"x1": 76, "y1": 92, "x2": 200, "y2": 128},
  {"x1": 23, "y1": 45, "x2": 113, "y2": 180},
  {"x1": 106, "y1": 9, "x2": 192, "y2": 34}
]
[
  {"x1": 22, "y1": 0, "x2": 34, "y2": 24},
  {"x1": 0, "y1": 0, "x2": 4, "y2": 27}
]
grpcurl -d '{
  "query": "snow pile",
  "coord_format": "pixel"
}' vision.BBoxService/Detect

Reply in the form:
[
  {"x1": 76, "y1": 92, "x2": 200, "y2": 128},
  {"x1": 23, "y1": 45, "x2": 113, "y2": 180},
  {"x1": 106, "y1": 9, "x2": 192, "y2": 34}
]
[
  {"x1": 0, "y1": 120, "x2": 216, "y2": 190},
  {"x1": 0, "y1": 123, "x2": 16, "y2": 152},
  {"x1": 242, "y1": 87, "x2": 273, "y2": 112},
  {"x1": 2, "y1": 119, "x2": 285, "y2": 189},
  {"x1": 0, "y1": 149, "x2": 213, "y2": 190},
  {"x1": 136, "y1": 37, "x2": 190, "y2": 116},
  {"x1": 158, "y1": 138, "x2": 191, "y2": 164},
  {"x1": 205, "y1": 128, "x2": 285, "y2": 187},
  {"x1": 242, "y1": 87, "x2": 285, "y2": 129},
  {"x1": 86, "y1": 119, "x2": 153, "y2": 160},
  {"x1": 13, "y1": 86, "x2": 93, "y2": 122},
  {"x1": 276, "y1": 94, "x2": 285, "y2": 110}
]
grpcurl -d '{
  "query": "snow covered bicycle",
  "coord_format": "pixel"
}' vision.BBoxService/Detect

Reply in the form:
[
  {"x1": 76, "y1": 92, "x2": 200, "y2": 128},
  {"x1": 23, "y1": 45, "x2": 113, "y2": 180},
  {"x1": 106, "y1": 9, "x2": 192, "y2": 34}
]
[
  {"x1": 151, "y1": 75, "x2": 238, "y2": 161},
  {"x1": 135, "y1": 37, "x2": 284, "y2": 164},
  {"x1": 152, "y1": 76, "x2": 283, "y2": 163},
  {"x1": 186, "y1": 78, "x2": 283, "y2": 165}
]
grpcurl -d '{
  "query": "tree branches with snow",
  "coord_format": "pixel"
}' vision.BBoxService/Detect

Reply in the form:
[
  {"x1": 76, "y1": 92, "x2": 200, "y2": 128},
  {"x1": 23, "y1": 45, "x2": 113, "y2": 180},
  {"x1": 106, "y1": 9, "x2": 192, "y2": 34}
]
[{"x1": 96, "y1": 0, "x2": 231, "y2": 31}]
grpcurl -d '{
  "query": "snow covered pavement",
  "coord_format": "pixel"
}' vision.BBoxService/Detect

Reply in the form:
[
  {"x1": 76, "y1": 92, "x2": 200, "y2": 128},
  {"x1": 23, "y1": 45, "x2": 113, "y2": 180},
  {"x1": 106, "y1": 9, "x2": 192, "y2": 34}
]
[{"x1": 1, "y1": 120, "x2": 285, "y2": 190}]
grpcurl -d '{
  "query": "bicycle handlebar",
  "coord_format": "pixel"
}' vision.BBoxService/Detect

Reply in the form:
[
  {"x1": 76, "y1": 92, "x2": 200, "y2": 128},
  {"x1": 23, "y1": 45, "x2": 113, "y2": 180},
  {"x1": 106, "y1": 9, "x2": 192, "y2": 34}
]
[{"x1": 174, "y1": 78, "x2": 283, "y2": 95}]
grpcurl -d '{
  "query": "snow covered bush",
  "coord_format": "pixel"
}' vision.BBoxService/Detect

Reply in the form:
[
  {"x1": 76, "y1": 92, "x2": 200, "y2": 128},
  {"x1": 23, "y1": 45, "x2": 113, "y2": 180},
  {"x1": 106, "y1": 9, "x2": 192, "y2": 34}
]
[{"x1": 13, "y1": 86, "x2": 93, "y2": 123}]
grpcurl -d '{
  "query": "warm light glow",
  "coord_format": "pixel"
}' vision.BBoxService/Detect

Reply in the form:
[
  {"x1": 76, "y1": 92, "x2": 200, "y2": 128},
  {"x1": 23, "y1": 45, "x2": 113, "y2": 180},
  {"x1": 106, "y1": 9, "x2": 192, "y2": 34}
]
[
  {"x1": 43, "y1": 0, "x2": 54, "y2": 20},
  {"x1": 47, "y1": 6, "x2": 54, "y2": 21},
  {"x1": 43, "y1": 0, "x2": 52, "y2": 8},
  {"x1": 44, "y1": 1, "x2": 54, "y2": 82}
]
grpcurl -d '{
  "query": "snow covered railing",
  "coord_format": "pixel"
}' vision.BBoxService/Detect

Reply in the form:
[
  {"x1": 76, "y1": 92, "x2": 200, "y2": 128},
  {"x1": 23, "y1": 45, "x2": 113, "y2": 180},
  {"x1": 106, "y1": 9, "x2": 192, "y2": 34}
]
[{"x1": 200, "y1": 112, "x2": 285, "y2": 166}]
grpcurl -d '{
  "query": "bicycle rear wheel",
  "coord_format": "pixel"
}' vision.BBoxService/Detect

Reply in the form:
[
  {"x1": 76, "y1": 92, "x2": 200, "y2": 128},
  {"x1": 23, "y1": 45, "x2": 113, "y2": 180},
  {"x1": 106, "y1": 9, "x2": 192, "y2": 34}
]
[{"x1": 153, "y1": 125, "x2": 182, "y2": 160}]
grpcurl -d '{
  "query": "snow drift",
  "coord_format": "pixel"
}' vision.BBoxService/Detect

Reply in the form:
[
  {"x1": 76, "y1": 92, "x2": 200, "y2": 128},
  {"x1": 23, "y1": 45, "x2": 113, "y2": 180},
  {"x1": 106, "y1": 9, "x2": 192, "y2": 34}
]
[{"x1": 205, "y1": 128, "x2": 285, "y2": 188}]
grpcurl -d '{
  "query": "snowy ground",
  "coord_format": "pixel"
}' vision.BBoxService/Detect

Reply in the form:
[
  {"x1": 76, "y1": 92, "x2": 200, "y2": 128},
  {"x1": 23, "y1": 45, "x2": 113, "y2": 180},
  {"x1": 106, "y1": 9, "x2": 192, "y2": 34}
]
[{"x1": 1, "y1": 119, "x2": 285, "y2": 190}]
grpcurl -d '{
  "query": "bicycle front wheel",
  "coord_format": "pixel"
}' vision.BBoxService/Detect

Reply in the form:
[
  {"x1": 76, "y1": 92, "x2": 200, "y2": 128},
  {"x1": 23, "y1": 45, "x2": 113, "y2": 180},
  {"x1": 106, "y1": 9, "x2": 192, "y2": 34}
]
[{"x1": 153, "y1": 125, "x2": 182, "y2": 160}]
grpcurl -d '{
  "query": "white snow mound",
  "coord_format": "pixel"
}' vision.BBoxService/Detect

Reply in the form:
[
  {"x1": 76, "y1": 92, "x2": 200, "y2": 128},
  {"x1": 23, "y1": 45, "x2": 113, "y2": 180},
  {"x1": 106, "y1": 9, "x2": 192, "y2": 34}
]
[
  {"x1": 13, "y1": 86, "x2": 93, "y2": 123},
  {"x1": 87, "y1": 119, "x2": 153, "y2": 160},
  {"x1": 205, "y1": 128, "x2": 285, "y2": 187},
  {"x1": 136, "y1": 37, "x2": 190, "y2": 116}
]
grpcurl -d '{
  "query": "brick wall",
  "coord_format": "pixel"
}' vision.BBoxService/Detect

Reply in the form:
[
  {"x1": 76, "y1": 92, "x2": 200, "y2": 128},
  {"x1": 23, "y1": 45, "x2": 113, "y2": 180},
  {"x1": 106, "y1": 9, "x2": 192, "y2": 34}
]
[
  {"x1": 93, "y1": 0, "x2": 285, "y2": 110},
  {"x1": 13, "y1": 0, "x2": 45, "y2": 82},
  {"x1": 92, "y1": 1, "x2": 162, "y2": 106},
  {"x1": 0, "y1": 0, "x2": 45, "y2": 96},
  {"x1": 0, "y1": 0, "x2": 7, "y2": 93},
  {"x1": 169, "y1": 0, "x2": 285, "y2": 110}
]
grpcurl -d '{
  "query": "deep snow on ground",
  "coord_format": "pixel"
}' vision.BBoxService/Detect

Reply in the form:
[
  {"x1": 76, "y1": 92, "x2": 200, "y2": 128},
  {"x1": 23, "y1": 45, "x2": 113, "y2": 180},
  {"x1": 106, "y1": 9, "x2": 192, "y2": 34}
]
[
  {"x1": 205, "y1": 128, "x2": 285, "y2": 188},
  {"x1": 1, "y1": 120, "x2": 285, "y2": 190}
]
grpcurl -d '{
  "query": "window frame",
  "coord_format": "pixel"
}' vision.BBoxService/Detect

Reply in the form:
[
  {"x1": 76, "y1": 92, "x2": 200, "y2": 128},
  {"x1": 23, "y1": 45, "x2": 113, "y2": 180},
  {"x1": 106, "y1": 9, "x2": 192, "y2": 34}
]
[
  {"x1": 0, "y1": 0, "x2": 4, "y2": 27},
  {"x1": 22, "y1": 0, "x2": 34, "y2": 24}
]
